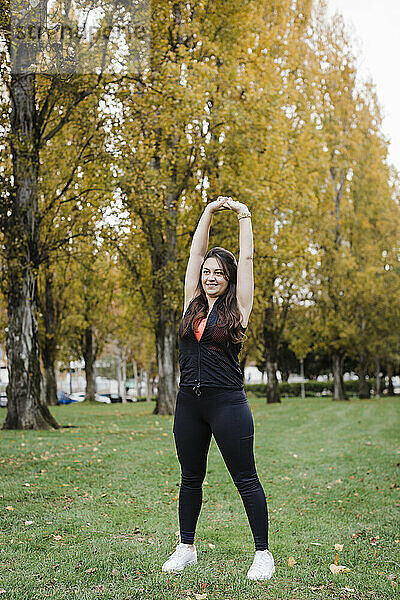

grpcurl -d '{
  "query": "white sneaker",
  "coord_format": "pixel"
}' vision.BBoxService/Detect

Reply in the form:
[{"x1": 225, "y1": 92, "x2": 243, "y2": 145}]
[
  {"x1": 162, "y1": 542, "x2": 197, "y2": 572},
  {"x1": 246, "y1": 549, "x2": 275, "y2": 580}
]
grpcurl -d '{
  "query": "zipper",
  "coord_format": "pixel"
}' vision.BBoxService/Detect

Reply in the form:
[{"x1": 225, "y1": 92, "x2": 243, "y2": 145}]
[
  {"x1": 193, "y1": 343, "x2": 201, "y2": 396},
  {"x1": 193, "y1": 317, "x2": 205, "y2": 397},
  {"x1": 193, "y1": 303, "x2": 216, "y2": 397}
]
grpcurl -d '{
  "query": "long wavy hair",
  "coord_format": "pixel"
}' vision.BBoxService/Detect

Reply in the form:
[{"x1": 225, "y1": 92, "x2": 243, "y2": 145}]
[{"x1": 181, "y1": 247, "x2": 246, "y2": 344}]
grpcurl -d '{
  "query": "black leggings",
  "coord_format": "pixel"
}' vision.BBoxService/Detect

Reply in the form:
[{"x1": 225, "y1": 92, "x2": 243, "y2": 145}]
[{"x1": 172, "y1": 386, "x2": 269, "y2": 551}]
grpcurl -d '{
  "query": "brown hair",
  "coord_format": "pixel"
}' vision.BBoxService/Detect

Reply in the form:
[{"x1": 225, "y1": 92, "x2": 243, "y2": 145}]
[{"x1": 181, "y1": 247, "x2": 246, "y2": 344}]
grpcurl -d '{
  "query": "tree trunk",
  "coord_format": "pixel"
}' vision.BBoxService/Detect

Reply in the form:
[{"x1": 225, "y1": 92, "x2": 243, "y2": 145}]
[
  {"x1": 3, "y1": 286, "x2": 59, "y2": 430},
  {"x1": 262, "y1": 294, "x2": 286, "y2": 404},
  {"x1": 69, "y1": 362, "x2": 73, "y2": 395},
  {"x1": 132, "y1": 358, "x2": 138, "y2": 400},
  {"x1": 153, "y1": 312, "x2": 178, "y2": 415},
  {"x1": 83, "y1": 326, "x2": 97, "y2": 401},
  {"x1": 375, "y1": 357, "x2": 381, "y2": 397},
  {"x1": 358, "y1": 350, "x2": 370, "y2": 399},
  {"x1": 44, "y1": 363, "x2": 58, "y2": 406},
  {"x1": 280, "y1": 369, "x2": 289, "y2": 383},
  {"x1": 121, "y1": 350, "x2": 127, "y2": 403},
  {"x1": 146, "y1": 365, "x2": 152, "y2": 402},
  {"x1": 42, "y1": 270, "x2": 58, "y2": 406},
  {"x1": 265, "y1": 353, "x2": 280, "y2": 404},
  {"x1": 300, "y1": 358, "x2": 305, "y2": 399},
  {"x1": 387, "y1": 361, "x2": 394, "y2": 396},
  {"x1": 139, "y1": 367, "x2": 144, "y2": 399},
  {"x1": 117, "y1": 343, "x2": 122, "y2": 399},
  {"x1": 147, "y1": 182, "x2": 179, "y2": 415},
  {"x1": 332, "y1": 352, "x2": 347, "y2": 401},
  {"x1": 2, "y1": 68, "x2": 58, "y2": 429},
  {"x1": 329, "y1": 165, "x2": 347, "y2": 404}
]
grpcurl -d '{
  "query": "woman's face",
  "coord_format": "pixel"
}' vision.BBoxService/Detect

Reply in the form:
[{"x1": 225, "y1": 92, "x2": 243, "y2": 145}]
[{"x1": 201, "y1": 257, "x2": 229, "y2": 298}]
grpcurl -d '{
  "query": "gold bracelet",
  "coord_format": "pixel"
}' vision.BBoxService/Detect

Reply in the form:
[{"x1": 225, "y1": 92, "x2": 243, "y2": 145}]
[{"x1": 237, "y1": 211, "x2": 251, "y2": 220}]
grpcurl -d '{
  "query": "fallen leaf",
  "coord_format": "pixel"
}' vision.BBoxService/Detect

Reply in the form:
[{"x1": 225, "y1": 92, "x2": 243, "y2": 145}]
[
  {"x1": 311, "y1": 586, "x2": 327, "y2": 590},
  {"x1": 208, "y1": 543, "x2": 215, "y2": 549},
  {"x1": 335, "y1": 543, "x2": 343, "y2": 552},
  {"x1": 334, "y1": 553, "x2": 339, "y2": 565},
  {"x1": 85, "y1": 567, "x2": 97, "y2": 573},
  {"x1": 288, "y1": 556, "x2": 296, "y2": 567},
  {"x1": 341, "y1": 587, "x2": 355, "y2": 593},
  {"x1": 24, "y1": 520, "x2": 34, "y2": 525},
  {"x1": 53, "y1": 535, "x2": 62, "y2": 541},
  {"x1": 5, "y1": 506, "x2": 14, "y2": 511},
  {"x1": 194, "y1": 594, "x2": 207, "y2": 599},
  {"x1": 330, "y1": 564, "x2": 351, "y2": 574}
]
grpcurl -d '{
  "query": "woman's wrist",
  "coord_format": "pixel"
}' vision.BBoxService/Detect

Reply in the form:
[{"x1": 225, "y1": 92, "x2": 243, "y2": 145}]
[
  {"x1": 233, "y1": 202, "x2": 249, "y2": 215},
  {"x1": 237, "y1": 204, "x2": 251, "y2": 219}
]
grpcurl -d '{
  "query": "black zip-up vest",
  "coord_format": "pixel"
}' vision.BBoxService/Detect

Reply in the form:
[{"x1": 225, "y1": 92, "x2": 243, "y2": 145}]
[{"x1": 178, "y1": 295, "x2": 246, "y2": 395}]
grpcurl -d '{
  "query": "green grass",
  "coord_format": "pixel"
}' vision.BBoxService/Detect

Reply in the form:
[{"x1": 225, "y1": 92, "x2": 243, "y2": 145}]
[{"x1": 0, "y1": 395, "x2": 399, "y2": 600}]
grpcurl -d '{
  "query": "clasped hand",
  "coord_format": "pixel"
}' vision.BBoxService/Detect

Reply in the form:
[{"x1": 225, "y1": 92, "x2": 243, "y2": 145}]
[{"x1": 207, "y1": 196, "x2": 248, "y2": 215}]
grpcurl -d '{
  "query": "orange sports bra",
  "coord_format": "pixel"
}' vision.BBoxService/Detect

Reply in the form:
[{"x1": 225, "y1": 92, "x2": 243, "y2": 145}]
[{"x1": 194, "y1": 317, "x2": 208, "y2": 341}]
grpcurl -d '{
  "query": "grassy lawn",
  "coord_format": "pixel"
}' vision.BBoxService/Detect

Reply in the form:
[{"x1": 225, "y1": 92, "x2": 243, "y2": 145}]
[{"x1": 0, "y1": 394, "x2": 399, "y2": 600}]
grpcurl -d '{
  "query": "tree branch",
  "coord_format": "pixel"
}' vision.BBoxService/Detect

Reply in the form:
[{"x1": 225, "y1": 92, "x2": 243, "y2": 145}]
[
  {"x1": 107, "y1": 235, "x2": 153, "y2": 325},
  {"x1": 40, "y1": 89, "x2": 94, "y2": 145},
  {"x1": 39, "y1": 131, "x2": 97, "y2": 222}
]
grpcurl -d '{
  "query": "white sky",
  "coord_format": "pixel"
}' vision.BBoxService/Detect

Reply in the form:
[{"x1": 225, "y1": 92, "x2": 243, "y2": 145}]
[{"x1": 327, "y1": 0, "x2": 400, "y2": 173}]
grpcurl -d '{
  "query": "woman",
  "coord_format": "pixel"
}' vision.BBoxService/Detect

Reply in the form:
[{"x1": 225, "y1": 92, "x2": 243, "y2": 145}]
[{"x1": 162, "y1": 196, "x2": 275, "y2": 581}]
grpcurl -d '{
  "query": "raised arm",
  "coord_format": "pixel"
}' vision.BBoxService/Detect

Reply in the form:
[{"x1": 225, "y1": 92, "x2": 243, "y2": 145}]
[
  {"x1": 183, "y1": 197, "x2": 228, "y2": 315},
  {"x1": 223, "y1": 199, "x2": 254, "y2": 327}
]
